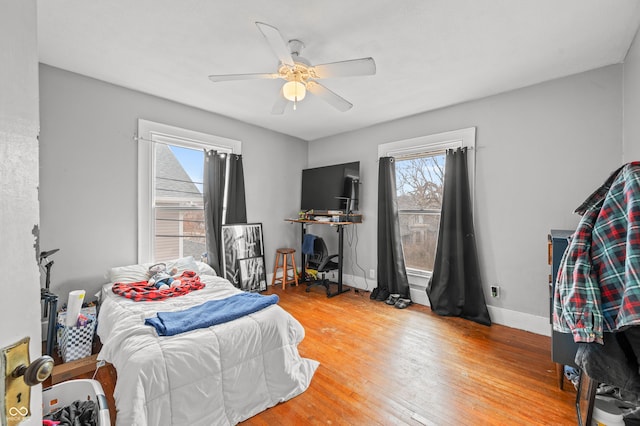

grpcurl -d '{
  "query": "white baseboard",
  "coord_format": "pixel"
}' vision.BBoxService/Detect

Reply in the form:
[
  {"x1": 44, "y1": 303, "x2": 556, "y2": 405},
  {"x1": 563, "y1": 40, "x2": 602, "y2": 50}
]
[
  {"x1": 486, "y1": 305, "x2": 550, "y2": 336},
  {"x1": 340, "y1": 272, "x2": 375, "y2": 292},
  {"x1": 267, "y1": 272, "x2": 550, "y2": 337},
  {"x1": 341, "y1": 273, "x2": 549, "y2": 336}
]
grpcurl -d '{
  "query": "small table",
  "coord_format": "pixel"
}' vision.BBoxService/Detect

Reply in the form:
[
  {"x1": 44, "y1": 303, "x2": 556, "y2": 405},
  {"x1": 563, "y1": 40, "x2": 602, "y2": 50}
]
[{"x1": 286, "y1": 217, "x2": 358, "y2": 297}]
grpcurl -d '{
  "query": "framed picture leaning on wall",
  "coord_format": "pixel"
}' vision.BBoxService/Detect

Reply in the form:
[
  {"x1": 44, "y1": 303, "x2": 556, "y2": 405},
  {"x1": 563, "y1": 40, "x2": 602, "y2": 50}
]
[
  {"x1": 221, "y1": 223, "x2": 265, "y2": 288},
  {"x1": 237, "y1": 256, "x2": 267, "y2": 292}
]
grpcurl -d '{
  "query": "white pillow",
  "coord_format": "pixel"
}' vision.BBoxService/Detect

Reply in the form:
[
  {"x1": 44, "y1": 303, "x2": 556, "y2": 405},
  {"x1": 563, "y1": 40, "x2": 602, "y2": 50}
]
[
  {"x1": 107, "y1": 263, "x2": 148, "y2": 283},
  {"x1": 166, "y1": 256, "x2": 198, "y2": 274},
  {"x1": 195, "y1": 261, "x2": 217, "y2": 276},
  {"x1": 107, "y1": 256, "x2": 198, "y2": 283}
]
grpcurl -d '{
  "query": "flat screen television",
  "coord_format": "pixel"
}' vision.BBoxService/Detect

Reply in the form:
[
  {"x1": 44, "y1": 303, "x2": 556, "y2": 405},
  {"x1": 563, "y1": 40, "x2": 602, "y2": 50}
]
[{"x1": 301, "y1": 161, "x2": 360, "y2": 212}]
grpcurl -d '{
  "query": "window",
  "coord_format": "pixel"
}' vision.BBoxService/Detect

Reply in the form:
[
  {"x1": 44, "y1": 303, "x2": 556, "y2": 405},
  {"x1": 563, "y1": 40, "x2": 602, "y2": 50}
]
[
  {"x1": 154, "y1": 142, "x2": 205, "y2": 262},
  {"x1": 138, "y1": 120, "x2": 241, "y2": 263},
  {"x1": 378, "y1": 127, "x2": 475, "y2": 279},
  {"x1": 395, "y1": 152, "x2": 446, "y2": 273}
]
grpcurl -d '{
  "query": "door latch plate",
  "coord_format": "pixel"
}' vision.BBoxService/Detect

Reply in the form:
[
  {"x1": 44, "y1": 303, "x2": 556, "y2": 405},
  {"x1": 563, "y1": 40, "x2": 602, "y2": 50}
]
[{"x1": 2, "y1": 337, "x2": 31, "y2": 426}]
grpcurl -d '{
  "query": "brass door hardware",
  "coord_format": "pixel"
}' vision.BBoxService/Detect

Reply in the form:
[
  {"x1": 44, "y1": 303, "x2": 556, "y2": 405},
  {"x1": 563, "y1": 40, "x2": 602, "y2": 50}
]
[{"x1": 2, "y1": 337, "x2": 53, "y2": 426}]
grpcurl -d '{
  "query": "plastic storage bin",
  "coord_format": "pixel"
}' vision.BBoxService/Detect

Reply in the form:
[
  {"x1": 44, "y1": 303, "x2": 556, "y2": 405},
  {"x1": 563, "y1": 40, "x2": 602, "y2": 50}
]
[{"x1": 43, "y1": 379, "x2": 110, "y2": 425}]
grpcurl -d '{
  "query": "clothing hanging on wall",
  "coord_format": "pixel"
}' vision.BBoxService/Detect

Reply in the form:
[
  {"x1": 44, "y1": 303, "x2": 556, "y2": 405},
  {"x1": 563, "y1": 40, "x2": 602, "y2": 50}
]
[
  {"x1": 554, "y1": 161, "x2": 640, "y2": 343},
  {"x1": 554, "y1": 161, "x2": 640, "y2": 422}
]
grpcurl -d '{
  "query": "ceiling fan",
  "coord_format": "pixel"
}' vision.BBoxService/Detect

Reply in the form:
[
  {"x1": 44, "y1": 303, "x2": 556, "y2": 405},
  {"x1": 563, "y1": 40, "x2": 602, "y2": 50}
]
[{"x1": 208, "y1": 22, "x2": 376, "y2": 114}]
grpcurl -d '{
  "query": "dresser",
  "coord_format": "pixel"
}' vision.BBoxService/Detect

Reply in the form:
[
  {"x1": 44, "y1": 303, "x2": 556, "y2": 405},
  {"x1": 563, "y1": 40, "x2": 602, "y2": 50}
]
[{"x1": 548, "y1": 229, "x2": 579, "y2": 389}]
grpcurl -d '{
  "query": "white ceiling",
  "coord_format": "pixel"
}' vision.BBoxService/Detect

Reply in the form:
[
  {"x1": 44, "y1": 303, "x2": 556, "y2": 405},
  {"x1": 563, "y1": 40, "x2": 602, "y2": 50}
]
[{"x1": 37, "y1": 0, "x2": 640, "y2": 141}]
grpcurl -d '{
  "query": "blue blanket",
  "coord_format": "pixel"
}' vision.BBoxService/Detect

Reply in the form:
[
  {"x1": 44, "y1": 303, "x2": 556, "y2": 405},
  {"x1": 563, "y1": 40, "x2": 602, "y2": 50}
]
[
  {"x1": 145, "y1": 293, "x2": 279, "y2": 336},
  {"x1": 302, "y1": 234, "x2": 316, "y2": 255}
]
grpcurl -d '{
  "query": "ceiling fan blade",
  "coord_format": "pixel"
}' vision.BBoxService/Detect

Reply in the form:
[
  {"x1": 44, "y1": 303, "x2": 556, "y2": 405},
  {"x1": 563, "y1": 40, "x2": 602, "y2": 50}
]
[
  {"x1": 208, "y1": 73, "x2": 279, "y2": 83},
  {"x1": 255, "y1": 22, "x2": 295, "y2": 68},
  {"x1": 307, "y1": 82, "x2": 353, "y2": 112},
  {"x1": 312, "y1": 57, "x2": 376, "y2": 79},
  {"x1": 271, "y1": 87, "x2": 288, "y2": 115}
]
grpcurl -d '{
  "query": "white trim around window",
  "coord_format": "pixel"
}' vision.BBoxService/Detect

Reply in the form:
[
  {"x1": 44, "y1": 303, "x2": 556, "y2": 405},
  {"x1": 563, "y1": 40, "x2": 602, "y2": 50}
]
[
  {"x1": 137, "y1": 119, "x2": 241, "y2": 263},
  {"x1": 377, "y1": 126, "x2": 476, "y2": 206},
  {"x1": 378, "y1": 126, "x2": 475, "y2": 159},
  {"x1": 377, "y1": 127, "x2": 476, "y2": 286}
]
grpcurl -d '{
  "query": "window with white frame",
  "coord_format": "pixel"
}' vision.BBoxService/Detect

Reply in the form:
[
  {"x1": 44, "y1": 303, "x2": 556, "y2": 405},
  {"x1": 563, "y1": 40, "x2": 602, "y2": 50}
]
[
  {"x1": 137, "y1": 119, "x2": 241, "y2": 263},
  {"x1": 378, "y1": 127, "x2": 475, "y2": 278},
  {"x1": 395, "y1": 152, "x2": 446, "y2": 274}
]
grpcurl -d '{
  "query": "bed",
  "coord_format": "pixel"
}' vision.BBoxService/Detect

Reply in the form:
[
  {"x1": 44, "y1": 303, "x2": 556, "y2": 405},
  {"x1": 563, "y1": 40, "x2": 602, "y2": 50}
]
[{"x1": 96, "y1": 257, "x2": 319, "y2": 425}]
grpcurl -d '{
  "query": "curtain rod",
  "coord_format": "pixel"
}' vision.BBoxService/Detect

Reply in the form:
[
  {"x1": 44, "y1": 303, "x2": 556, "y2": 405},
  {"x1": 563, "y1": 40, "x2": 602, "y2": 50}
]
[
  {"x1": 133, "y1": 134, "x2": 175, "y2": 147},
  {"x1": 133, "y1": 134, "x2": 239, "y2": 158},
  {"x1": 380, "y1": 142, "x2": 473, "y2": 161}
]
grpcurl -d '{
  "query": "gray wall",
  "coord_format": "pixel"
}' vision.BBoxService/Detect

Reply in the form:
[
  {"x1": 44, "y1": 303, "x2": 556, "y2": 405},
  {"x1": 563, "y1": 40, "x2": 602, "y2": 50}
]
[
  {"x1": 39, "y1": 57, "x2": 635, "y2": 331},
  {"x1": 309, "y1": 65, "x2": 623, "y2": 323},
  {"x1": 624, "y1": 27, "x2": 640, "y2": 162},
  {"x1": 39, "y1": 65, "x2": 306, "y2": 304}
]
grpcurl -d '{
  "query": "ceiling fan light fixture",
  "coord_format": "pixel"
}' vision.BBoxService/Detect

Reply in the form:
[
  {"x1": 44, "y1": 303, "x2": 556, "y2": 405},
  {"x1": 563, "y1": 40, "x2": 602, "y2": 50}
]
[
  {"x1": 208, "y1": 23, "x2": 375, "y2": 114},
  {"x1": 283, "y1": 81, "x2": 306, "y2": 102}
]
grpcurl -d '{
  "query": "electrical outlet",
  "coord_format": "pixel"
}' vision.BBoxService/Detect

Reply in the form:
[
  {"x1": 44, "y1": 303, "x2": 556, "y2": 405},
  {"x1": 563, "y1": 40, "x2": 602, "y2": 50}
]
[
  {"x1": 491, "y1": 285, "x2": 500, "y2": 298},
  {"x1": 369, "y1": 269, "x2": 376, "y2": 279}
]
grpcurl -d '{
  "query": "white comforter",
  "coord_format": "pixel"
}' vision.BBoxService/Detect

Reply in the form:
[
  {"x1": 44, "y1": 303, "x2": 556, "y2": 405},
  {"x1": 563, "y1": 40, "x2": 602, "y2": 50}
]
[{"x1": 97, "y1": 275, "x2": 318, "y2": 425}]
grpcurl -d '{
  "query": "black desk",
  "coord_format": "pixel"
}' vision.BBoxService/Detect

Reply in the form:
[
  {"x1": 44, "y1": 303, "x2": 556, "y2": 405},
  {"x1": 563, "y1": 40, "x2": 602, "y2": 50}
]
[{"x1": 286, "y1": 218, "x2": 356, "y2": 297}]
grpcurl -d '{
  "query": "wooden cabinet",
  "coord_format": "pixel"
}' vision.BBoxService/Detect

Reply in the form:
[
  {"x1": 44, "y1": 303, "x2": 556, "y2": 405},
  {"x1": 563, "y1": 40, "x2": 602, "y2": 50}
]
[{"x1": 548, "y1": 229, "x2": 579, "y2": 389}]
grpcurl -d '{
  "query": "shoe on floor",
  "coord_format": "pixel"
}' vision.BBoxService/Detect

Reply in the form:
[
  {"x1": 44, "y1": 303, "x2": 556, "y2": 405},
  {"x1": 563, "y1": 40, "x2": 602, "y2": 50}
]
[
  {"x1": 385, "y1": 294, "x2": 401, "y2": 305},
  {"x1": 394, "y1": 298, "x2": 412, "y2": 309},
  {"x1": 370, "y1": 287, "x2": 379, "y2": 300},
  {"x1": 374, "y1": 288, "x2": 390, "y2": 302}
]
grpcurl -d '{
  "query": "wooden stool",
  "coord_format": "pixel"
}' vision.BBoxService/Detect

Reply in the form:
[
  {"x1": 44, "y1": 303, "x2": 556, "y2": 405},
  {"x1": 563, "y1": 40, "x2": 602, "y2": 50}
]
[{"x1": 271, "y1": 248, "x2": 299, "y2": 289}]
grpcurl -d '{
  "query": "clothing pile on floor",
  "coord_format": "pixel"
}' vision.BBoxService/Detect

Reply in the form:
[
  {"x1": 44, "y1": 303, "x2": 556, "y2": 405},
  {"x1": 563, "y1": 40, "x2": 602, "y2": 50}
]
[
  {"x1": 42, "y1": 399, "x2": 98, "y2": 426},
  {"x1": 596, "y1": 383, "x2": 640, "y2": 425}
]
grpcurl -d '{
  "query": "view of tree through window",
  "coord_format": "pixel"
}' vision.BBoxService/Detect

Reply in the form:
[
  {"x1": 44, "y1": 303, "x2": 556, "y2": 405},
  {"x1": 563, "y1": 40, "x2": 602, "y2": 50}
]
[
  {"x1": 395, "y1": 154, "x2": 446, "y2": 273},
  {"x1": 154, "y1": 143, "x2": 206, "y2": 262}
]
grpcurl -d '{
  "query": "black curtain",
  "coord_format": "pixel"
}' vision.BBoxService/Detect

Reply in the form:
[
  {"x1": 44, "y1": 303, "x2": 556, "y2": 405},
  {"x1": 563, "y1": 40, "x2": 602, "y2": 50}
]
[
  {"x1": 203, "y1": 150, "x2": 227, "y2": 275},
  {"x1": 376, "y1": 157, "x2": 410, "y2": 298},
  {"x1": 426, "y1": 147, "x2": 491, "y2": 326},
  {"x1": 226, "y1": 154, "x2": 247, "y2": 224}
]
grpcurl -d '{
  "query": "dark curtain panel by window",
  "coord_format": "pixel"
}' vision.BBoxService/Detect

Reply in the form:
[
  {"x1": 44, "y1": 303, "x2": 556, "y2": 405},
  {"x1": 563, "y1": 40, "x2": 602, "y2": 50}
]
[
  {"x1": 203, "y1": 150, "x2": 227, "y2": 275},
  {"x1": 426, "y1": 147, "x2": 491, "y2": 326},
  {"x1": 376, "y1": 157, "x2": 410, "y2": 298},
  {"x1": 226, "y1": 154, "x2": 247, "y2": 224}
]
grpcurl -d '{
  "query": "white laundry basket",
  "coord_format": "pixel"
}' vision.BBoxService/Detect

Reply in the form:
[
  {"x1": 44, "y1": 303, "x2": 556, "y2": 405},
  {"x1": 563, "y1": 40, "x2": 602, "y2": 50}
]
[{"x1": 43, "y1": 379, "x2": 110, "y2": 425}]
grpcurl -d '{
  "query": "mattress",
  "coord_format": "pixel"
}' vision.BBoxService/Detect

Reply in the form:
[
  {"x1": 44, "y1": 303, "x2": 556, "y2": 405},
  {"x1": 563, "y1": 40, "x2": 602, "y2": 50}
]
[{"x1": 97, "y1": 275, "x2": 318, "y2": 425}]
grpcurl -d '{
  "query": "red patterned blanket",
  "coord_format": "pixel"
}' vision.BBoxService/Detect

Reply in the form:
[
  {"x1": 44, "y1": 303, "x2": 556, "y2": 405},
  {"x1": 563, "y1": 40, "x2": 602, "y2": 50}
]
[{"x1": 112, "y1": 271, "x2": 204, "y2": 302}]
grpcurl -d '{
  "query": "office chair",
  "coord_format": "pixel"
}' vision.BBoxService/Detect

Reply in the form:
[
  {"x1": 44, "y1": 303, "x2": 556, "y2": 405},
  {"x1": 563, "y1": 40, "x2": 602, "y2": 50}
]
[{"x1": 305, "y1": 237, "x2": 339, "y2": 296}]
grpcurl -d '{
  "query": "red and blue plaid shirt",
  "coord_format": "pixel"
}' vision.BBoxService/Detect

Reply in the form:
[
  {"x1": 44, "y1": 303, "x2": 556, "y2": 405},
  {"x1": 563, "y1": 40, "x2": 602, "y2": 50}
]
[{"x1": 553, "y1": 162, "x2": 640, "y2": 344}]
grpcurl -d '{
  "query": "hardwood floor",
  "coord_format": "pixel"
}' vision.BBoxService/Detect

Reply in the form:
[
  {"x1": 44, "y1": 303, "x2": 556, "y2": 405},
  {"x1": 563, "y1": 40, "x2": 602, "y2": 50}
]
[
  {"x1": 246, "y1": 284, "x2": 578, "y2": 425},
  {"x1": 52, "y1": 284, "x2": 579, "y2": 425}
]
